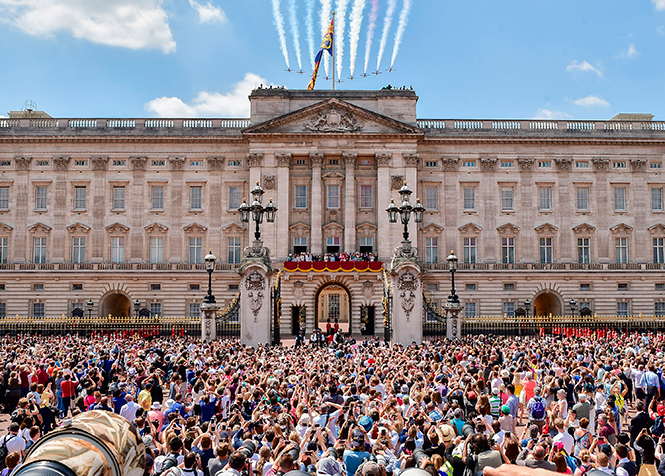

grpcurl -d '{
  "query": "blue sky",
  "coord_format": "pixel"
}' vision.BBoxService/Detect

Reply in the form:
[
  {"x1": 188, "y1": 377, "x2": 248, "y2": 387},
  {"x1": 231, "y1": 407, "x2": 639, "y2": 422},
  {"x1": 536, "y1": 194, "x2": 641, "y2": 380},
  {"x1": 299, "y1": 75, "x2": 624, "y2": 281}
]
[{"x1": 1, "y1": 0, "x2": 665, "y2": 120}]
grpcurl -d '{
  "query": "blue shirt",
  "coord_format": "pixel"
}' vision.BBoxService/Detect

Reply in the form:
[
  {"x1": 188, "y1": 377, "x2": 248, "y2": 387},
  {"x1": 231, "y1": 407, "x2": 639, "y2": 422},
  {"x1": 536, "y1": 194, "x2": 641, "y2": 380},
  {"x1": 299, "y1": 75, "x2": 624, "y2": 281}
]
[
  {"x1": 200, "y1": 398, "x2": 216, "y2": 423},
  {"x1": 113, "y1": 396, "x2": 127, "y2": 414},
  {"x1": 344, "y1": 450, "x2": 371, "y2": 476}
]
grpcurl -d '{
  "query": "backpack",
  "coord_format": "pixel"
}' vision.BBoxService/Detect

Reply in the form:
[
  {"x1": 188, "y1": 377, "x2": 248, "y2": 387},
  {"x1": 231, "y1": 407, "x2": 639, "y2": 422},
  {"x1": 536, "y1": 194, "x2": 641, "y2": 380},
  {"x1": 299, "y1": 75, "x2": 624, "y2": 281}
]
[
  {"x1": 531, "y1": 397, "x2": 545, "y2": 420},
  {"x1": 0, "y1": 435, "x2": 15, "y2": 471},
  {"x1": 654, "y1": 416, "x2": 665, "y2": 437},
  {"x1": 156, "y1": 454, "x2": 179, "y2": 476},
  {"x1": 10, "y1": 409, "x2": 26, "y2": 426}
]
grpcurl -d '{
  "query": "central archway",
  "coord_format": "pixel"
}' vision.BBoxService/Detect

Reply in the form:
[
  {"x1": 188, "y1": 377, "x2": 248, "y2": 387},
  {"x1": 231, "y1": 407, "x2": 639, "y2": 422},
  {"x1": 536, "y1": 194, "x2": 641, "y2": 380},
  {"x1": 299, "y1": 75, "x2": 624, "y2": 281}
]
[
  {"x1": 533, "y1": 292, "x2": 562, "y2": 316},
  {"x1": 101, "y1": 293, "x2": 131, "y2": 317},
  {"x1": 315, "y1": 283, "x2": 351, "y2": 334}
]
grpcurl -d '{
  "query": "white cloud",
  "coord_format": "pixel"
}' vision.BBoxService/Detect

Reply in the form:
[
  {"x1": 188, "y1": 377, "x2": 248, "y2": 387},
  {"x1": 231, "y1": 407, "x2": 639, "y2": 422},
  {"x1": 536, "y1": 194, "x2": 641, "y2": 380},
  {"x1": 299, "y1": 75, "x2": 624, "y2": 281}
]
[
  {"x1": 658, "y1": 26, "x2": 665, "y2": 36},
  {"x1": 189, "y1": 0, "x2": 225, "y2": 24},
  {"x1": 653, "y1": 0, "x2": 665, "y2": 11},
  {"x1": 0, "y1": 0, "x2": 176, "y2": 53},
  {"x1": 532, "y1": 109, "x2": 572, "y2": 120},
  {"x1": 573, "y1": 95, "x2": 610, "y2": 107},
  {"x1": 145, "y1": 72, "x2": 267, "y2": 117},
  {"x1": 617, "y1": 43, "x2": 638, "y2": 59},
  {"x1": 566, "y1": 60, "x2": 602, "y2": 77}
]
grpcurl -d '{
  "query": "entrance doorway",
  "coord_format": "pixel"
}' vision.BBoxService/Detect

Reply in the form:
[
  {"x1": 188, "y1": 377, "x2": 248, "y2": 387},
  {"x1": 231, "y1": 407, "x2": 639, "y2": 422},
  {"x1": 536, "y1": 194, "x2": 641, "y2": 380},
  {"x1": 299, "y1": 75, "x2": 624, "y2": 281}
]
[
  {"x1": 101, "y1": 293, "x2": 131, "y2": 317},
  {"x1": 361, "y1": 306, "x2": 375, "y2": 335},
  {"x1": 316, "y1": 284, "x2": 351, "y2": 334},
  {"x1": 291, "y1": 306, "x2": 306, "y2": 336},
  {"x1": 533, "y1": 292, "x2": 562, "y2": 316}
]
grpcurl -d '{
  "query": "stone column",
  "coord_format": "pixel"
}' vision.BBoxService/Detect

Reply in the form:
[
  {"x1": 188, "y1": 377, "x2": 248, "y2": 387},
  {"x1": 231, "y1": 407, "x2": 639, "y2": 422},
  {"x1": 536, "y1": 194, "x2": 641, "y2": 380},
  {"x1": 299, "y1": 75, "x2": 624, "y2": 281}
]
[
  {"x1": 445, "y1": 302, "x2": 464, "y2": 340},
  {"x1": 344, "y1": 153, "x2": 357, "y2": 253},
  {"x1": 310, "y1": 153, "x2": 324, "y2": 254},
  {"x1": 52, "y1": 157, "x2": 69, "y2": 263},
  {"x1": 391, "y1": 261, "x2": 423, "y2": 345},
  {"x1": 13, "y1": 157, "x2": 31, "y2": 262},
  {"x1": 129, "y1": 157, "x2": 147, "y2": 263},
  {"x1": 376, "y1": 153, "x2": 392, "y2": 260},
  {"x1": 518, "y1": 158, "x2": 535, "y2": 262},
  {"x1": 239, "y1": 262, "x2": 271, "y2": 347},
  {"x1": 91, "y1": 157, "x2": 108, "y2": 262},
  {"x1": 592, "y1": 158, "x2": 610, "y2": 262},
  {"x1": 248, "y1": 153, "x2": 264, "y2": 190},
  {"x1": 168, "y1": 157, "x2": 185, "y2": 263},
  {"x1": 276, "y1": 154, "x2": 291, "y2": 260},
  {"x1": 200, "y1": 301, "x2": 219, "y2": 343},
  {"x1": 404, "y1": 154, "x2": 419, "y2": 244},
  {"x1": 480, "y1": 156, "x2": 498, "y2": 262}
]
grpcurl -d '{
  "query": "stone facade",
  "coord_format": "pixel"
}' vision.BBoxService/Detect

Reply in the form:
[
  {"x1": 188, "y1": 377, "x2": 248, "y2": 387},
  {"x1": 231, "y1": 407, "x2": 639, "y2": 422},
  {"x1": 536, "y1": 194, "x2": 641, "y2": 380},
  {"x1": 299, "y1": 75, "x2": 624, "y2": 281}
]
[{"x1": 0, "y1": 90, "x2": 664, "y2": 334}]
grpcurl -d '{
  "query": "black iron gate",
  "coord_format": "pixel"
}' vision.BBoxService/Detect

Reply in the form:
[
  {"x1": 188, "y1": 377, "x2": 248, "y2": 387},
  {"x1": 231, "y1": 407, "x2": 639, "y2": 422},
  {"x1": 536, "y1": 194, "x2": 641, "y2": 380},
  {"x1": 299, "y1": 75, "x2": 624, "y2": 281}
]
[
  {"x1": 382, "y1": 270, "x2": 392, "y2": 342},
  {"x1": 216, "y1": 294, "x2": 240, "y2": 339},
  {"x1": 361, "y1": 306, "x2": 375, "y2": 335},
  {"x1": 423, "y1": 292, "x2": 447, "y2": 340},
  {"x1": 271, "y1": 271, "x2": 281, "y2": 345}
]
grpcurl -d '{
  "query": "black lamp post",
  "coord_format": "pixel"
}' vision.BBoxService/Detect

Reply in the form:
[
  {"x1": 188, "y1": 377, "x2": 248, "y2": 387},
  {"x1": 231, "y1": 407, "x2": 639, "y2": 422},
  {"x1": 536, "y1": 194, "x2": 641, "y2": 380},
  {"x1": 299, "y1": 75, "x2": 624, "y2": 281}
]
[
  {"x1": 204, "y1": 250, "x2": 216, "y2": 304},
  {"x1": 86, "y1": 299, "x2": 93, "y2": 319},
  {"x1": 446, "y1": 251, "x2": 459, "y2": 305},
  {"x1": 386, "y1": 183, "x2": 425, "y2": 241},
  {"x1": 133, "y1": 299, "x2": 140, "y2": 318},
  {"x1": 524, "y1": 299, "x2": 531, "y2": 319},
  {"x1": 239, "y1": 182, "x2": 277, "y2": 241},
  {"x1": 570, "y1": 298, "x2": 577, "y2": 317}
]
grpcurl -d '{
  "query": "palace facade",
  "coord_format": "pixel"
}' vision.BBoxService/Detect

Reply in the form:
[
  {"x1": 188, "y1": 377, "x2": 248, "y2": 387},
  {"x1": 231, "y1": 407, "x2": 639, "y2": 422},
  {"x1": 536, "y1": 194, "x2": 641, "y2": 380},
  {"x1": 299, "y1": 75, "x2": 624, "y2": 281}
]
[{"x1": 0, "y1": 89, "x2": 664, "y2": 335}]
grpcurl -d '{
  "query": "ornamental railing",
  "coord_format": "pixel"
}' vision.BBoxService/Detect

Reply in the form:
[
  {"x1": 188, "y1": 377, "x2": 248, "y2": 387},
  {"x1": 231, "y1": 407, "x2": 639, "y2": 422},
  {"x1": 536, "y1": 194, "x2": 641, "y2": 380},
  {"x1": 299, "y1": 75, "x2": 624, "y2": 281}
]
[{"x1": 421, "y1": 262, "x2": 665, "y2": 271}]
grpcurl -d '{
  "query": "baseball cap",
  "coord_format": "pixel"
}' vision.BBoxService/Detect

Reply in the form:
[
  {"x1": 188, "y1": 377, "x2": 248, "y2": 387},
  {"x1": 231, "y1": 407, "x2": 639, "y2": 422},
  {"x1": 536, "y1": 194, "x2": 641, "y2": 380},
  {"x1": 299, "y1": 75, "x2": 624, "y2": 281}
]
[
  {"x1": 501, "y1": 405, "x2": 510, "y2": 415},
  {"x1": 658, "y1": 404, "x2": 665, "y2": 417},
  {"x1": 352, "y1": 430, "x2": 365, "y2": 447},
  {"x1": 359, "y1": 415, "x2": 373, "y2": 432},
  {"x1": 362, "y1": 462, "x2": 380, "y2": 476}
]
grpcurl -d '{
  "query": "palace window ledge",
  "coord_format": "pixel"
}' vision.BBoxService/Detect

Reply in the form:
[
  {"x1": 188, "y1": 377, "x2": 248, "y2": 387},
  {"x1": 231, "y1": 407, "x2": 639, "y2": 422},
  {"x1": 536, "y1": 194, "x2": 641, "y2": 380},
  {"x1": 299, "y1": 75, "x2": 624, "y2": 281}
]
[
  {"x1": 0, "y1": 262, "x2": 242, "y2": 271},
  {"x1": 421, "y1": 262, "x2": 664, "y2": 271}
]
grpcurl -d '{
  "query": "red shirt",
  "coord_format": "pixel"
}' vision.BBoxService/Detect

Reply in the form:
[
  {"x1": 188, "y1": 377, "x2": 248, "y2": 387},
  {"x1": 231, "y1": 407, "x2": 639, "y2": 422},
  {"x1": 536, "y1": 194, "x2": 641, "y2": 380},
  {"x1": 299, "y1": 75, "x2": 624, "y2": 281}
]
[{"x1": 61, "y1": 380, "x2": 77, "y2": 398}]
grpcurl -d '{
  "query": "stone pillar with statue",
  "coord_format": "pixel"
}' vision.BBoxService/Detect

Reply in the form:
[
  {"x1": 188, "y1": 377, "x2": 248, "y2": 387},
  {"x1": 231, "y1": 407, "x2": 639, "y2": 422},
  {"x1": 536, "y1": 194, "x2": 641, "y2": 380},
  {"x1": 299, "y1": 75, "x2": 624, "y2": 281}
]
[
  {"x1": 444, "y1": 251, "x2": 464, "y2": 340},
  {"x1": 201, "y1": 250, "x2": 219, "y2": 343}
]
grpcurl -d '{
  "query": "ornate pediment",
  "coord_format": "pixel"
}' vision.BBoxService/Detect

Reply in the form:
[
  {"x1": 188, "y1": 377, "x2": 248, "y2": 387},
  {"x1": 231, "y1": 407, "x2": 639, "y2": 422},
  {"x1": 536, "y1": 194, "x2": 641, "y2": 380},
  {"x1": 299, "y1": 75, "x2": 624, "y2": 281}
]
[
  {"x1": 0, "y1": 222, "x2": 13, "y2": 233},
  {"x1": 420, "y1": 223, "x2": 444, "y2": 235},
  {"x1": 243, "y1": 98, "x2": 423, "y2": 136},
  {"x1": 497, "y1": 223, "x2": 520, "y2": 235},
  {"x1": 535, "y1": 223, "x2": 559, "y2": 235},
  {"x1": 322, "y1": 221, "x2": 344, "y2": 235},
  {"x1": 222, "y1": 222, "x2": 246, "y2": 234},
  {"x1": 356, "y1": 222, "x2": 377, "y2": 237},
  {"x1": 105, "y1": 222, "x2": 129, "y2": 234},
  {"x1": 572, "y1": 223, "x2": 596, "y2": 235},
  {"x1": 458, "y1": 222, "x2": 482, "y2": 235},
  {"x1": 610, "y1": 223, "x2": 634, "y2": 235},
  {"x1": 649, "y1": 223, "x2": 665, "y2": 235},
  {"x1": 66, "y1": 222, "x2": 91, "y2": 234},
  {"x1": 321, "y1": 171, "x2": 345, "y2": 181},
  {"x1": 183, "y1": 222, "x2": 208, "y2": 234},
  {"x1": 289, "y1": 222, "x2": 311, "y2": 237},
  {"x1": 144, "y1": 222, "x2": 169, "y2": 234},
  {"x1": 28, "y1": 222, "x2": 52, "y2": 234}
]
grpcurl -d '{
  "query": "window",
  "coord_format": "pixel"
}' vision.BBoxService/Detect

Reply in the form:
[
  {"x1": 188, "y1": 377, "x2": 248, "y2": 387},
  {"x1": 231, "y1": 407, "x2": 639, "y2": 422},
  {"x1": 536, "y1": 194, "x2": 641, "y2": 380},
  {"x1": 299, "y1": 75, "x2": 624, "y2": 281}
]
[
  {"x1": 150, "y1": 283, "x2": 161, "y2": 292},
  {"x1": 576, "y1": 161, "x2": 589, "y2": 168},
  {"x1": 617, "y1": 283, "x2": 629, "y2": 290},
  {"x1": 501, "y1": 237, "x2": 515, "y2": 264},
  {"x1": 295, "y1": 159, "x2": 307, "y2": 166},
  {"x1": 359, "y1": 158, "x2": 372, "y2": 166},
  {"x1": 503, "y1": 302, "x2": 515, "y2": 317},
  {"x1": 149, "y1": 237, "x2": 163, "y2": 263},
  {"x1": 111, "y1": 237, "x2": 124, "y2": 263},
  {"x1": 228, "y1": 160, "x2": 242, "y2": 166},
  {"x1": 229, "y1": 284, "x2": 239, "y2": 292},
  {"x1": 112, "y1": 160, "x2": 126, "y2": 167},
  {"x1": 651, "y1": 162, "x2": 663, "y2": 169},
  {"x1": 359, "y1": 237, "x2": 373, "y2": 253},
  {"x1": 613, "y1": 161, "x2": 627, "y2": 169},
  {"x1": 656, "y1": 302, "x2": 665, "y2": 317},
  {"x1": 73, "y1": 186, "x2": 86, "y2": 210},
  {"x1": 151, "y1": 160, "x2": 165, "y2": 167},
  {"x1": 463, "y1": 237, "x2": 476, "y2": 264},
  {"x1": 504, "y1": 283, "x2": 515, "y2": 291},
  {"x1": 151, "y1": 186, "x2": 164, "y2": 210},
  {"x1": 328, "y1": 159, "x2": 339, "y2": 166},
  {"x1": 617, "y1": 301, "x2": 629, "y2": 317},
  {"x1": 150, "y1": 302, "x2": 162, "y2": 318},
  {"x1": 654, "y1": 238, "x2": 665, "y2": 264},
  {"x1": 614, "y1": 187, "x2": 626, "y2": 211},
  {"x1": 578, "y1": 238, "x2": 591, "y2": 263},
  {"x1": 577, "y1": 187, "x2": 589, "y2": 211},
  {"x1": 465, "y1": 283, "x2": 476, "y2": 291},
  {"x1": 36, "y1": 160, "x2": 49, "y2": 167},
  {"x1": 293, "y1": 237, "x2": 307, "y2": 253},
  {"x1": 653, "y1": 188, "x2": 663, "y2": 211},
  {"x1": 72, "y1": 283, "x2": 83, "y2": 291},
  {"x1": 580, "y1": 283, "x2": 591, "y2": 291},
  {"x1": 326, "y1": 237, "x2": 340, "y2": 253},
  {"x1": 294, "y1": 185, "x2": 307, "y2": 209},
  {"x1": 229, "y1": 186, "x2": 242, "y2": 210},
  {"x1": 189, "y1": 303, "x2": 201, "y2": 318},
  {"x1": 425, "y1": 187, "x2": 438, "y2": 210},
  {"x1": 72, "y1": 237, "x2": 85, "y2": 263},
  {"x1": 615, "y1": 237, "x2": 628, "y2": 263},
  {"x1": 189, "y1": 237, "x2": 202, "y2": 264},
  {"x1": 0, "y1": 187, "x2": 8, "y2": 210},
  {"x1": 33, "y1": 237, "x2": 46, "y2": 263},
  {"x1": 33, "y1": 284, "x2": 44, "y2": 292},
  {"x1": 580, "y1": 301, "x2": 592, "y2": 313},
  {"x1": 360, "y1": 185, "x2": 372, "y2": 209},
  {"x1": 425, "y1": 161, "x2": 438, "y2": 168},
  {"x1": 32, "y1": 303, "x2": 44, "y2": 318},
  {"x1": 0, "y1": 303, "x2": 5, "y2": 318},
  {"x1": 190, "y1": 160, "x2": 203, "y2": 166},
  {"x1": 327, "y1": 185, "x2": 340, "y2": 208},
  {"x1": 189, "y1": 284, "x2": 200, "y2": 292},
  {"x1": 427, "y1": 284, "x2": 438, "y2": 292},
  {"x1": 112, "y1": 186, "x2": 125, "y2": 210},
  {"x1": 539, "y1": 187, "x2": 552, "y2": 211},
  {"x1": 500, "y1": 161, "x2": 513, "y2": 168},
  {"x1": 0, "y1": 237, "x2": 7, "y2": 264},
  {"x1": 35, "y1": 186, "x2": 47, "y2": 210},
  {"x1": 463, "y1": 161, "x2": 476, "y2": 167},
  {"x1": 538, "y1": 161, "x2": 552, "y2": 168},
  {"x1": 228, "y1": 237, "x2": 241, "y2": 264},
  {"x1": 501, "y1": 187, "x2": 513, "y2": 211},
  {"x1": 190, "y1": 186, "x2": 202, "y2": 210},
  {"x1": 465, "y1": 303, "x2": 477, "y2": 317},
  {"x1": 463, "y1": 188, "x2": 475, "y2": 210},
  {"x1": 0, "y1": 161, "x2": 9, "y2": 167},
  {"x1": 425, "y1": 238, "x2": 438, "y2": 264},
  {"x1": 539, "y1": 237, "x2": 553, "y2": 263}
]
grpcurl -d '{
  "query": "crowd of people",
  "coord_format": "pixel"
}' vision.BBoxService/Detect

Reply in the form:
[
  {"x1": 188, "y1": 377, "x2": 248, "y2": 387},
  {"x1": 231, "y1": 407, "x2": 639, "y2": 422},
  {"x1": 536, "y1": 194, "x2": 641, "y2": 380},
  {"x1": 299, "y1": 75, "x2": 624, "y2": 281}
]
[
  {"x1": 285, "y1": 252, "x2": 378, "y2": 263},
  {"x1": 1, "y1": 331, "x2": 665, "y2": 476}
]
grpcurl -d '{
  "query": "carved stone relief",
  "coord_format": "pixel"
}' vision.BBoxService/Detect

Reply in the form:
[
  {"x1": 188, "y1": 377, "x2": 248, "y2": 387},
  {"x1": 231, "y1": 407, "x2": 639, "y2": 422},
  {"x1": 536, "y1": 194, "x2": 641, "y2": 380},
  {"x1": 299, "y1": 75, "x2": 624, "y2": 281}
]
[
  {"x1": 397, "y1": 271, "x2": 419, "y2": 321},
  {"x1": 207, "y1": 157, "x2": 225, "y2": 170},
  {"x1": 263, "y1": 175, "x2": 276, "y2": 190},
  {"x1": 390, "y1": 175, "x2": 404, "y2": 190},
  {"x1": 304, "y1": 106, "x2": 363, "y2": 132},
  {"x1": 245, "y1": 271, "x2": 266, "y2": 321}
]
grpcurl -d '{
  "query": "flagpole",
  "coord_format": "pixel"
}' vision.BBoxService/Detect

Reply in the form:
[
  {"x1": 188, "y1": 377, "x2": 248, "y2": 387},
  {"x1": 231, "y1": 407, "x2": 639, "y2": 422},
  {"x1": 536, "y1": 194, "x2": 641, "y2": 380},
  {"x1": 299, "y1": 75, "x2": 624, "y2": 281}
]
[{"x1": 332, "y1": 11, "x2": 335, "y2": 92}]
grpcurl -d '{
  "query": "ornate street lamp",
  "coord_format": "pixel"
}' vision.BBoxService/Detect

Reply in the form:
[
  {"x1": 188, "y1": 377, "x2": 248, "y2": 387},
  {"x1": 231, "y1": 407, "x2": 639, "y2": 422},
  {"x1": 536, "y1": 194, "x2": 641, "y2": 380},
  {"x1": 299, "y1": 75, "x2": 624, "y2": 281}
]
[
  {"x1": 446, "y1": 251, "x2": 459, "y2": 305},
  {"x1": 86, "y1": 299, "x2": 94, "y2": 319},
  {"x1": 240, "y1": 182, "x2": 278, "y2": 242},
  {"x1": 204, "y1": 250, "x2": 216, "y2": 304},
  {"x1": 385, "y1": 182, "x2": 424, "y2": 242},
  {"x1": 524, "y1": 298, "x2": 531, "y2": 319},
  {"x1": 570, "y1": 298, "x2": 577, "y2": 317},
  {"x1": 133, "y1": 299, "x2": 140, "y2": 318}
]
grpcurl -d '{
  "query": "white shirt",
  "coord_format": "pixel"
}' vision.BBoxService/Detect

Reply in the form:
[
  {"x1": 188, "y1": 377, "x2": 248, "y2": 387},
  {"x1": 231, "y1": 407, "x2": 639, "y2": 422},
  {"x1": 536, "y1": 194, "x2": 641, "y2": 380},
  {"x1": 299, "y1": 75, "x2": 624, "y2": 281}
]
[
  {"x1": 553, "y1": 430, "x2": 574, "y2": 454},
  {"x1": 120, "y1": 400, "x2": 140, "y2": 421},
  {"x1": 1, "y1": 434, "x2": 26, "y2": 461}
]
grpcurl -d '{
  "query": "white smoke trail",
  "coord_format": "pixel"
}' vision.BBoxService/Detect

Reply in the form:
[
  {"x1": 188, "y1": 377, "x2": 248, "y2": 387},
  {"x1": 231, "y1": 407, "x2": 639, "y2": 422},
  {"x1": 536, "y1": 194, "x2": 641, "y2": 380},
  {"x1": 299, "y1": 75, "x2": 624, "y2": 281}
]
[
  {"x1": 320, "y1": 0, "x2": 332, "y2": 76},
  {"x1": 272, "y1": 0, "x2": 290, "y2": 69},
  {"x1": 288, "y1": 0, "x2": 302, "y2": 70},
  {"x1": 376, "y1": 0, "x2": 396, "y2": 71},
  {"x1": 363, "y1": 0, "x2": 379, "y2": 74},
  {"x1": 306, "y1": 0, "x2": 315, "y2": 69},
  {"x1": 348, "y1": 0, "x2": 366, "y2": 77},
  {"x1": 335, "y1": 0, "x2": 349, "y2": 79},
  {"x1": 390, "y1": 0, "x2": 412, "y2": 68}
]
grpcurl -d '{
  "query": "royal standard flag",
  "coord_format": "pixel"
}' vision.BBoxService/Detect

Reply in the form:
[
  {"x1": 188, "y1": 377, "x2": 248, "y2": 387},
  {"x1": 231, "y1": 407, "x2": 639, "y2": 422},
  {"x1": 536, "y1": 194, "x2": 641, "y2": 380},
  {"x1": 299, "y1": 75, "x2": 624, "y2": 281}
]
[{"x1": 307, "y1": 18, "x2": 334, "y2": 90}]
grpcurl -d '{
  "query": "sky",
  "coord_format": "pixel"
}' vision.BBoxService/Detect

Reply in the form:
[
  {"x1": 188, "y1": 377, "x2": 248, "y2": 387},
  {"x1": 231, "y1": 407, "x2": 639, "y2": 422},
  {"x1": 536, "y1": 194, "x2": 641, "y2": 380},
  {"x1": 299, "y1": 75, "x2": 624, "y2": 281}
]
[{"x1": 1, "y1": 0, "x2": 665, "y2": 121}]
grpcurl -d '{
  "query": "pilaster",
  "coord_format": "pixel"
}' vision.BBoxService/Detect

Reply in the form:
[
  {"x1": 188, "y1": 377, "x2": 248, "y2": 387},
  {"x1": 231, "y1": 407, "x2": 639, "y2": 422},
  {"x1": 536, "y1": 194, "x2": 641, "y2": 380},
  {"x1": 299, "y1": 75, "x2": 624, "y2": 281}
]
[
  {"x1": 310, "y1": 153, "x2": 324, "y2": 254},
  {"x1": 376, "y1": 153, "x2": 392, "y2": 260},
  {"x1": 344, "y1": 153, "x2": 357, "y2": 253},
  {"x1": 276, "y1": 154, "x2": 291, "y2": 260}
]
